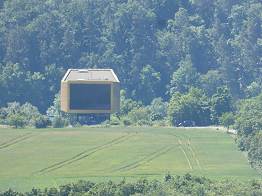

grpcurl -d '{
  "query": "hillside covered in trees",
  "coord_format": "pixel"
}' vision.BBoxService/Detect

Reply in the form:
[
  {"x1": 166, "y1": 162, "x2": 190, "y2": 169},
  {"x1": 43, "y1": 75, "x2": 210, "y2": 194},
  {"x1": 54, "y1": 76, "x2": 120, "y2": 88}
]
[
  {"x1": 0, "y1": 0, "x2": 261, "y2": 173},
  {"x1": 0, "y1": 0, "x2": 261, "y2": 110}
]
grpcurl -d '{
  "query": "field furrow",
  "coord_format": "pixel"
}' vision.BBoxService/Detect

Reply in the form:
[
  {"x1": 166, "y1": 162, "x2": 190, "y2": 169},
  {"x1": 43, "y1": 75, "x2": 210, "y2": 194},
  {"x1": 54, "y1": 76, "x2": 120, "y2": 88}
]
[
  {"x1": 113, "y1": 145, "x2": 174, "y2": 172},
  {"x1": 187, "y1": 139, "x2": 202, "y2": 170},
  {"x1": 0, "y1": 132, "x2": 33, "y2": 150},
  {"x1": 178, "y1": 140, "x2": 193, "y2": 170},
  {"x1": 36, "y1": 133, "x2": 135, "y2": 174},
  {"x1": 0, "y1": 127, "x2": 259, "y2": 192}
]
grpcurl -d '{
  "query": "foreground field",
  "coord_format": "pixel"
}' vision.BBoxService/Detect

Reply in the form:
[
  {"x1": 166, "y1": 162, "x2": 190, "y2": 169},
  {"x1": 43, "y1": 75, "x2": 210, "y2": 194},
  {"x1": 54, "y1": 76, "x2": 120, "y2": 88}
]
[{"x1": 0, "y1": 127, "x2": 260, "y2": 191}]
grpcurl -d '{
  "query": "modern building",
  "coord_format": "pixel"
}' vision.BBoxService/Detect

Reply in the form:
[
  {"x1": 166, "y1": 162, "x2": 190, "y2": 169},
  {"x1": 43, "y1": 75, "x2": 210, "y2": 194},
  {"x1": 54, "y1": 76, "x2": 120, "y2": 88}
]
[{"x1": 61, "y1": 69, "x2": 120, "y2": 114}]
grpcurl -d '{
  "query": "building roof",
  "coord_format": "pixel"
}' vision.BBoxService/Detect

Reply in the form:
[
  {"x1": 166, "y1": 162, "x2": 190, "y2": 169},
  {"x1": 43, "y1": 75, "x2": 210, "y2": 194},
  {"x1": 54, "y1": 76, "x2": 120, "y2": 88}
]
[{"x1": 62, "y1": 69, "x2": 120, "y2": 83}]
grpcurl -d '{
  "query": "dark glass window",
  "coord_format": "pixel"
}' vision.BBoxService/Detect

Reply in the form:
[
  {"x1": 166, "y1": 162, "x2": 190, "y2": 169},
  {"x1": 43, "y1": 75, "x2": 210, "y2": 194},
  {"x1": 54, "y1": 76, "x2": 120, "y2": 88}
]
[{"x1": 70, "y1": 84, "x2": 111, "y2": 110}]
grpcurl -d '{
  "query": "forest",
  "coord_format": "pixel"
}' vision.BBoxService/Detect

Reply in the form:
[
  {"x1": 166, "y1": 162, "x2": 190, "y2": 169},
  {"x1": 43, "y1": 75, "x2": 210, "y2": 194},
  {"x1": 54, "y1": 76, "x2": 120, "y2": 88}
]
[{"x1": 0, "y1": 0, "x2": 261, "y2": 176}]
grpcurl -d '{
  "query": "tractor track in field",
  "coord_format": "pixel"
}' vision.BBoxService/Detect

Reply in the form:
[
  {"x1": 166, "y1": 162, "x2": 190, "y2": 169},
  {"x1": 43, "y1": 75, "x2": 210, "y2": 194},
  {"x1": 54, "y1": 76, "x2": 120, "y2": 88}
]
[
  {"x1": 168, "y1": 133, "x2": 193, "y2": 169},
  {"x1": 178, "y1": 139, "x2": 193, "y2": 170},
  {"x1": 113, "y1": 145, "x2": 174, "y2": 172},
  {"x1": 186, "y1": 139, "x2": 202, "y2": 170},
  {"x1": 35, "y1": 133, "x2": 136, "y2": 174},
  {"x1": 169, "y1": 133, "x2": 202, "y2": 170},
  {"x1": 0, "y1": 132, "x2": 33, "y2": 150}
]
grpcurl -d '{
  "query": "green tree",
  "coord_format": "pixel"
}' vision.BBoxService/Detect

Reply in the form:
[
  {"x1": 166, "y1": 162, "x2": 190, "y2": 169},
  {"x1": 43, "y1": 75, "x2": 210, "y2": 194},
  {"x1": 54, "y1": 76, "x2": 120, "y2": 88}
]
[
  {"x1": 234, "y1": 93, "x2": 262, "y2": 171},
  {"x1": 148, "y1": 97, "x2": 168, "y2": 121},
  {"x1": 219, "y1": 112, "x2": 235, "y2": 130},
  {"x1": 120, "y1": 90, "x2": 141, "y2": 116},
  {"x1": 169, "y1": 56, "x2": 200, "y2": 95},
  {"x1": 211, "y1": 86, "x2": 233, "y2": 124},
  {"x1": 235, "y1": 93, "x2": 262, "y2": 136},
  {"x1": 244, "y1": 81, "x2": 262, "y2": 98},
  {"x1": 46, "y1": 93, "x2": 78, "y2": 126},
  {"x1": 248, "y1": 132, "x2": 262, "y2": 170},
  {"x1": 137, "y1": 65, "x2": 161, "y2": 104},
  {"x1": 168, "y1": 88, "x2": 211, "y2": 126},
  {"x1": 127, "y1": 107, "x2": 152, "y2": 126},
  {"x1": 200, "y1": 70, "x2": 224, "y2": 96}
]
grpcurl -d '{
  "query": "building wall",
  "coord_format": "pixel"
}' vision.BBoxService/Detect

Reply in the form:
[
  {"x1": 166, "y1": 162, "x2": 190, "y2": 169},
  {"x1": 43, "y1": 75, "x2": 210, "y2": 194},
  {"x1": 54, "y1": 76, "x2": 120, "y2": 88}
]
[
  {"x1": 60, "y1": 81, "x2": 120, "y2": 114},
  {"x1": 111, "y1": 82, "x2": 120, "y2": 113},
  {"x1": 60, "y1": 81, "x2": 69, "y2": 112}
]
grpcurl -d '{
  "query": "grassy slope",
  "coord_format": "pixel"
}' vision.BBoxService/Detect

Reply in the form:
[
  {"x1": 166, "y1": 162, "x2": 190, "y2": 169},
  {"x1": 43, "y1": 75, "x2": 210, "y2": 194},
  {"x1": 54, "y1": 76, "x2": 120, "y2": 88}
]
[{"x1": 0, "y1": 127, "x2": 260, "y2": 191}]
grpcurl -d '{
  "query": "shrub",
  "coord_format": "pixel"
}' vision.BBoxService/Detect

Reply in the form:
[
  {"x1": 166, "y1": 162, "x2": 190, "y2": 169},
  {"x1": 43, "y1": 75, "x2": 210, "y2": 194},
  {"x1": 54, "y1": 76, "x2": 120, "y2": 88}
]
[
  {"x1": 1, "y1": 102, "x2": 43, "y2": 128},
  {"x1": 52, "y1": 116, "x2": 69, "y2": 128},
  {"x1": 122, "y1": 117, "x2": 132, "y2": 126},
  {"x1": 101, "y1": 120, "x2": 110, "y2": 127},
  {"x1": 20, "y1": 103, "x2": 42, "y2": 126},
  {"x1": 7, "y1": 113, "x2": 27, "y2": 128},
  {"x1": 127, "y1": 107, "x2": 151, "y2": 125},
  {"x1": 34, "y1": 115, "x2": 50, "y2": 128},
  {"x1": 152, "y1": 119, "x2": 168, "y2": 127},
  {"x1": 248, "y1": 132, "x2": 262, "y2": 170},
  {"x1": 137, "y1": 119, "x2": 152, "y2": 126},
  {"x1": 148, "y1": 98, "x2": 168, "y2": 121},
  {"x1": 110, "y1": 119, "x2": 121, "y2": 126},
  {"x1": 110, "y1": 115, "x2": 121, "y2": 126},
  {"x1": 1, "y1": 175, "x2": 262, "y2": 195}
]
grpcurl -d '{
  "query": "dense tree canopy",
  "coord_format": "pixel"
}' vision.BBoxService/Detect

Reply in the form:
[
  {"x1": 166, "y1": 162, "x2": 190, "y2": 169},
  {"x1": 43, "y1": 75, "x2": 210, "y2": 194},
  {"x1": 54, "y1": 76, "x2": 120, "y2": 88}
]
[{"x1": 0, "y1": 0, "x2": 261, "y2": 112}]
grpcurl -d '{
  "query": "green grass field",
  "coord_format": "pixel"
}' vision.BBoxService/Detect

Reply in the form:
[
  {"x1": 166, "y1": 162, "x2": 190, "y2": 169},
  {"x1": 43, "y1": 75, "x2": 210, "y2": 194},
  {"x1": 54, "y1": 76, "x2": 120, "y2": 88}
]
[{"x1": 0, "y1": 126, "x2": 260, "y2": 191}]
